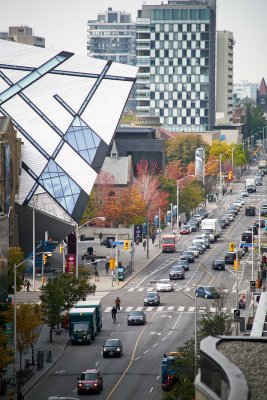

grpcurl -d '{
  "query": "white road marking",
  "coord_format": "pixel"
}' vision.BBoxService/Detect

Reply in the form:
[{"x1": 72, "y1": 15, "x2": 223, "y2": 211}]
[
  {"x1": 188, "y1": 307, "x2": 195, "y2": 312},
  {"x1": 178, "y1": 306, "x2": 185, "y2": 311},
  {"x1": 156, "y1": 306, "x2": 164, "y2": 311},
  {"x1": 147, "y1": 306, "x2": 154, "y2": 311},
  {"x1": 167, "y1": 306, "x2": 174, "y2": 310},
  {"x1": 135, "y1": 356, "x2": 141, "y2": 361},
  {"x1": 128, "y1": 288, "x2": 134, "y2": 292},
  {"x1": 149, "y1": 387, "x2": 154, "y2": 394},
  {"x1": 153, "y1": 343, "x2": 159, "y2": 347},
  {"x1": 136, "y1": 306, "x2": 143, "y2": 311},
  {"x1": 144, "y1": 349, "x2": 150, "y2": 354},
  {"x1": 125, "y1": 307, "x2": 133, "y2": 312},
  {"x1": 137, "y1": 288, "x2": 145, "y2": 292}
]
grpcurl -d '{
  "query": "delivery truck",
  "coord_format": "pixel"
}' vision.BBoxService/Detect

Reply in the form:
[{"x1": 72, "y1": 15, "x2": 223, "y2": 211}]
[
  {"x1": 161, "y1": 235, "x2": 176, "y2": 253},
  {"x1": 69, "y1": 307, "x2": 97, "y2": 344},
  {"x1": 201, "y1": 219, "x2": 220, "y2": 242},
  {"x1": 245, "y1": 178, "x2": 256, "y2": 188},
  {"x1": 75, "y1": 300, "x2": 102, "y2": 332}
]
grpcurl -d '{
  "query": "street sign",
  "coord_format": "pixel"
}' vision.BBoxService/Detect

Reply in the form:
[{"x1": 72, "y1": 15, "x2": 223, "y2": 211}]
[
  {"x1": 234, "y1": 309, "x2": 240, "y2": 322},
  {"x1": 240, "y1": 243, "x2": 253, "y2": 248},
  {"x1": 250, "y1": 280, "x2": 256, "y2": 292},
  {"x1": 111, "y1": 241, "x2": 124, "y2": 245}
]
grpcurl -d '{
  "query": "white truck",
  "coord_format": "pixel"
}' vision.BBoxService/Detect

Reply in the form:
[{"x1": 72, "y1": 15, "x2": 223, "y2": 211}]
[
  {"x1": 201, "y1": 219, "x2": 220, "y2": 243},
  {"x1": 245, "y1": 178, "x2": 256, "y2": 188}
]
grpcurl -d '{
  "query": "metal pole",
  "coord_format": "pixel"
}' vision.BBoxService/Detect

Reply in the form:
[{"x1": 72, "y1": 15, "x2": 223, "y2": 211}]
[
  {"x1": 232, "y1": 147, "x2": 234, "y2": 176},
  {"x1": 176, "y1": 182, "x2": 179, "y2": 234},
  {"x1": 76, "y1": 223, "x2": 79, "y2": 278},
  {"x1": 146, "y1": 214, "x2": 149, "y2": 259},
  {"x1": 41, "y1": 254, "x2": 44, "y2": 283},
  {"x1": 219, "y1": 154, "x2": 222, "y2": 197},
  {"x1": 258, "y1": 206, "x2": 261, "y2": 259},
  {"x1": 115, "y1": 233, "x2": 119, "y2": 282},
  {"x1": 32, "y1": 201, "x2": 36, "y2": 290},
  {"x1": 195, "y1": 294, "x2": 197, "y2": 374},
  {"x1": 171, "y1": 203, "x2": 173, "y2": 234},
  {"x1": 13, "y1": 263, "x2": 17, "y2": 392},
  {"x1": 62, "y1": 241, "x2": 65, "y2": 273},
  {"x1": 235, "y1": 245, "x2": 239, "y2": 335},
  {"x1": 252, "y1": 229, "x2": 254, "y2": 281},
  {"x1": 158, "y1": 208, "x2": 161, "y2": 249}
]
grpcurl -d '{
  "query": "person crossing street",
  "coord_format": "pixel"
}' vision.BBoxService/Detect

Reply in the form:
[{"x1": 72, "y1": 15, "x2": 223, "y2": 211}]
[{"x1": 115, "y1": 296, "x2": 121, "y2": 312}]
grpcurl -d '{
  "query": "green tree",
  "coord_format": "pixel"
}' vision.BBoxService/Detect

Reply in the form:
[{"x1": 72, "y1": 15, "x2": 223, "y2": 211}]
[
  {"x1": 230, "y1": 144, "x2": 247, "y2": 167},
  {"x1": 166, "y1": 134, "x2": 210, "y2": 166},
  {"x1": 8, "y1": 247, "x2": 25, "y2": 294},
  {"x1": 0, "y1": 327, "x2": 13, "y2": 388},
  {"x1": 179, "y1": 181, "x2": 204, "y2": 221},
  {"x1": 158, "y1": 176, "x2": 177, "y2": 204},
  {"x1": 16, "y1": 304, "x2": 43, "y2": 371},
  {"x1": 245, "y1": 102, "x2": 266, "y2": 139},
  {"x1": 40, "y1": 271, "x2": 96, "y2": 342}
]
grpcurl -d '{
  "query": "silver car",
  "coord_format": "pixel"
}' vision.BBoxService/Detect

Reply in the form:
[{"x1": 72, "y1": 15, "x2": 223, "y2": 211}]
[{"x1": 186, "y1": 246, "x2": 199, "y2": 257}]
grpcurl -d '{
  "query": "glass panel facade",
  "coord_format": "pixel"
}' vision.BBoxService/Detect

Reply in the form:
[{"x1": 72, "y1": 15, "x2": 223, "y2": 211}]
[
  {"x1": 39, "y1": 160, "x2": 81, "y2": 213},
  {"x1": 65, "y1": 116, "x2": 101, "y2": 166}
]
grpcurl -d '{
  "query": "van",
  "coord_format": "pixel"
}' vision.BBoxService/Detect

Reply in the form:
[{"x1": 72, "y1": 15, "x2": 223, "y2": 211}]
[
  {"x1": 225, "y1": 252, "x2": 236, "y2": 264},
  {"x1": 241, "y1": 231, "x2": 252, "y2": 243},
  {"x1": 245, "y1": 206, "x2": 256, "y2": 216}
]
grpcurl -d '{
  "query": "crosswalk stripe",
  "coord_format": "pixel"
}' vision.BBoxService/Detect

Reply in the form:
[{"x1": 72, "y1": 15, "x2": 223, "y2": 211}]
[
  {"x1": 103, "y1": 306, "x2": 237, "y2": 313},
  {"x1": 185, "y1": 288, "x2": 191, "y2": 292},
  {"x1": 156, "y1": 306, "x2": 164, "y2": 311},
  {"x1": 147, "y1": 307, "x2": 154, "y2": 311},
  {"x1": 188, "y1": 307, "x2": 195, "y2": 312},
  {"x1": 137, "y1": 288, "x2": 144, "y2": 292},
  {"x1": 106, "y1": 307, "x2": 112, "y2": 312},
  {"x1": 128, "y1": 288, "x2": 135, "y2": 292},
  {"x1": 125, "y1": 307, "x2": 133, "y2": 312},
  {"x1": 167, "y1": 306, "x2": 174, "y2": 310},
  {"x1": 223, "y1": 289, "x2": 228, "y2": 293},
  {"x1": 136, "y1": 306, "x2": 143, "y2": 311},
  {"x1": 178, "y1": 306, "x2": 185, "y2": 311}
]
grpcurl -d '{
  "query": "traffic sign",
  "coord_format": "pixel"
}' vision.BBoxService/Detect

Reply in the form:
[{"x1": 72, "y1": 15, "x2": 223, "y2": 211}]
[
  {"x1": 250, "y1": 280, "x2": 256, "y2": 292},
  {"x1": 111, "y1": 241, "x2": 124, "y2": 245},
  {"x1": 234, "y1": 309, "x2": 240, "y2": 322},
  {"x1": 240, "y1": 243, "x2": 253, "y2": 248}
]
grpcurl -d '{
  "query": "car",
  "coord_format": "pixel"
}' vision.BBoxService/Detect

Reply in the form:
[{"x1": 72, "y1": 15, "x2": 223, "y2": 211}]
[
  {"x1": 212, "y1": 259, "x2": 226, "y2": 270},
  {"x1": 218, "y1": 219, "x2": 226, "y2": 229},
  {"x1": 188, "y1": 218, "x2": 200, "y2": 228},
  {"x1": 234, "y1": 201, "x2": 243, "y2": 208},
  {"x1": 225, "y1": 251, "x2": 237, "y2": 264},
  {"x1": 193, "y1": 214, "x2": 204, "y2": 222},
  {"x1": 186, "y1": 246, "x2": 199, "y2": 258},
  {"x1": 103, "y1": 338, "x2": 123, "y2": 358},
  {"x1": 193, "y1": 238, "x2": 209, "y2": 250},
  {"x1": 223, "y1": 216, "x2": 231, "y2": 225},
  {"x1": 240, "y1": 190, "x2": 249, "y2": 197},
  {"x1": 169, "y1": 265, "x2": 185, "y2": 280},
  {"x1": 247, "y1": 185, "x2": 256, "y2": 193},
  {"x1": 225, "y1": 213, "x2": 235, "y2": 221},
  {"x1": 187, "y1": 221, "x2": 198, "y2": 232},
  {"x1": 193, "y1": 235, "x2": 211, "y2": 248},
  {"x1": 180, "y1": 225, "x2": 192, "y2": 235},
  {"x1": 195, "y1": 286, "x2": 220, "y2": 299},
  {"x1": 156, "y1": 279, "x2": 174, "y2": 292},
  {"x1": 195, "y1": 243, "x2": 204, "y2": 254},
  {"x1": 182, "y1": 251, "x2": 195, "y2": 263},
  {"x1": 177, "y1": 258, "x2": 190, "y2": 271},
  {"x1": 77, "y1": 368, "x2": 103, "y2": 395},
  {"x1": 255, "y1": 179, "x2": 262, "y2": 186},
  {"x1": 254, "y1": 219, "x2": 265, "y2": 228},
  {"x1": 245, "y1": 206, "x2": 256, "y2": 216},
  {"x1": 197, "y1": 208, "x2": 209, "y2": 218},
  {"x1": 228, "y1": 206, "x2": 238, "y2": 215},
  {"x1": 236, "y1": 197, "x2": 245, "y2": 205},
  {"x1": 127, "y1": 310, "x2": 146, "y2": 325},
  {"x1": 144, "y1": 291, "x2": 160, "y2": 306}
]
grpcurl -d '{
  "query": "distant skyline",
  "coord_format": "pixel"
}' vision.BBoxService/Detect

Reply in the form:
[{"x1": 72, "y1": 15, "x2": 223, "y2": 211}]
[{"x1": 0, "y1": 0, "x2": 266, "y2": 84}]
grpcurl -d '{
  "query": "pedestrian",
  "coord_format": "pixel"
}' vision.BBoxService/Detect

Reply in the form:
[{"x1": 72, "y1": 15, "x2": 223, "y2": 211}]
[
  {"x1": 152, "y1": 232, "x2": 156, "y2": 244},
  {"x1": 105, "y1": 261, "x2": 110, "y2": 274},
  {"x1": 99, "y1": 232, "x2": 103, "y2": 242},
  {"x1": 143, "y1": 239, "x2": 146, "y2": 250},
  {"x1": 115, "y1": 296, "x2": 121, "y2": 312},
  {"x1": 26, "y1": 280, "x2": 31, "y2": 292},
  {"x1": 94, "y1": 268, "x2": 99, "y2": 282},
  {"x1": 135, "y1": 236, "x2": 140, "y2": 245},
  {"x1": 87, "y1": 246, "x2": 93, "y2": 256}
]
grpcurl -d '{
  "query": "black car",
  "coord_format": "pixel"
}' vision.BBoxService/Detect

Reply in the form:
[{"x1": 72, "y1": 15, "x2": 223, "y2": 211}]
[
  {"x1": 245, "y1": 206, "x2": 256, "y2": 216},
  {"x1": 228, "y1": 207, "x2": 238, "y2": 216},
  {"x1": 103, "y1": 338, "x2": 123, "y2": 358},
  {"x1": 241, "y1": 231, "x2": 252, "y2": 243},
  {"x1": 212, "y1": 260, "x2": 225, "y2": 270},
  {"x1": 254, "y1": 219, "x2": 265, "y2": 228},
  {"x1": 177, "y1": 258, "x2": 189, "y2": 271},
  {"x1": 188, "y1": 218, "x2": 200, "y2": 228},
  {"x1": 144, "y1": 291, "x2": 160, "y2": 306},
  {"x1": 182, "y1": 251, "x2": 195, "y2": 263},
  {"x1": 127, "y1": 311, "x2": 146, "y2": 325},
  {"x1": 197, "y1": 208, "x2": 209, "y2": 218},
  {"x1": 169, "y1": 265, "x2": 185, "y2": 280},
  {"x1": 247, "y1": 185, "x2": 256, "y2": 193},
  {"x1": 187, "y1": 221, "x2": 198, "y2": 232},
  {"x1": 218, "y1": 219, "x2": 226, "y2": 229}
]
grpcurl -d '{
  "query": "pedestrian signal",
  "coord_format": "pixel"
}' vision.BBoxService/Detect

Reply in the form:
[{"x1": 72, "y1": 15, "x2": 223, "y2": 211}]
[
  {"x1": 229, "y1": 242, "x2": 235, "y2": 252},
  {"x1": 110, "y1": 258, "x2": 115, "y2": 270},
  {"x1": 43, "y1": 254, "x2": 47, "y2": 265},
  {"x1": 59, "y1": 244, "x2": 64, "y2": 254},
  {"x1": 124, "y1": 240, "x2": 130, "y2": 251}
]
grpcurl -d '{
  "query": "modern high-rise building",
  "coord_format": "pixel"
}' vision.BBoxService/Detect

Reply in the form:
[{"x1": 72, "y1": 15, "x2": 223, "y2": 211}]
[
  {"x1": 0, "y1": 26, "x2": 45, "y2": 47},
  {"x1": 233, "y1": 81, "x2": 259, "y2": 101},
  {"x1": 216, "y1": 31, "x2": 234, "y2": 123},
  {"x1": 87, "y1": 7, "x2": 136, "y2": 110},
  {"x1": 136, "y1": 0, "x2": 217, "y2": 133}
]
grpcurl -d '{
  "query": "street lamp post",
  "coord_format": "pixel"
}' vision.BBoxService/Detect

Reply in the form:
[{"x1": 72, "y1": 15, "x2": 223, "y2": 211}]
[
  {"x1": 176, "y1": 175, "x2": 195, "y2": 234},
  {"x1": 75, "y1": 216, "x2": 105, "y2": 278},
  {"x1": 170, "y1": 203, "x2": 173, "y2": 234},
  {"x1": 219, "y1": 154, "x2": 223, "y2": 197},
  {"x1": 13, "y1": 251, "x2": 51, "y2": 395}
]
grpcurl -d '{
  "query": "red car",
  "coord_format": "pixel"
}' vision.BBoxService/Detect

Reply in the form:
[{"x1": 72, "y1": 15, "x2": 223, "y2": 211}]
[
  {"x1": 180, "y1": 225, "x2": 192, "y2": 235},
  {"x1": 77, "y1": 368, "x2": 103, "y2": 394}
]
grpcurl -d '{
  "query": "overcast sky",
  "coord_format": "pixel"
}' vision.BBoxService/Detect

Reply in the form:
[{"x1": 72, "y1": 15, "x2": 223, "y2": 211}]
[{"x1": 0, "y1": 0, "x2": 265, "y2": 84}]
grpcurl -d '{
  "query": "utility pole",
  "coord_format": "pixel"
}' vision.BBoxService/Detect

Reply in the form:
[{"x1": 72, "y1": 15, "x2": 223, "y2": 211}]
[
  {"x1": 158, "y1": 208, "x2": 161, "y2": 249},
  {"x1": 170, "y1": 203, "x2": 173, "y2": 234},
  {"x1": 146, "y1": 214, "x2": 149, "y2": 259},
  {"x1": 176, "y1": 182, "x2": 179, "y2": 234},
  {"x1": 219, "y1": 154, "x2": 222, "y2": 197},
  {"x1": 235, "y1": 243, "x2": 239, "y2": 335}
]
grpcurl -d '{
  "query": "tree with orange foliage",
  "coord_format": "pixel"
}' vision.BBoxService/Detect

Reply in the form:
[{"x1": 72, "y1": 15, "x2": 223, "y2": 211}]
[
  {"x1": 187, "y1": 161, "x2": 195, "y2": 176},
  {"x1": 165, "y1": 160, "x2": 185, "y2": 180},
  {"x1": 135, "y1": 160, "x2": 169, "y2": 220},
  {"x1": 102, "y1": 186, "x2": 146, "y2": 227},
  {"x1": 205, "y1": 155, "x2": 220, "y2": 176}
]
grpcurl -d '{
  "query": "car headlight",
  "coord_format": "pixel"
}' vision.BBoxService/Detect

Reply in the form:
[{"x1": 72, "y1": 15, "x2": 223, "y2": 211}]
[
  {"x1": 103, "y1": 347, "x2": 107, "y2": 351},
  {"x1": 117, "y1": 347, "x2": 121, "y2": 351}
]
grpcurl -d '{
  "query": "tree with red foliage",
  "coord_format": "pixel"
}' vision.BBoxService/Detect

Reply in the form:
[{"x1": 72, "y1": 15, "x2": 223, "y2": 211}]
[{"x1": 165, "y1": 160, "x2": 185, "y2": 180}]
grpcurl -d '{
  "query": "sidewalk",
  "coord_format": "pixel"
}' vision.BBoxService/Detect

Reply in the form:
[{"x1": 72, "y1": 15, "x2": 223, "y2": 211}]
[{"x1": 3, "y1": 201, "x2": 220, "y2": 399}]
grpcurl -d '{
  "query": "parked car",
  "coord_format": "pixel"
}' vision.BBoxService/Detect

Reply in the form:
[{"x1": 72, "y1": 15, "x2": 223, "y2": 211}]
[
  {"x1": 169, "y1": 265, "x2": 185, "y2": 280},
  {"x1": 225, "y1": 213, "x2": 235, "y2": 221},
  {"x1": 103, "y1": 339, "x2": 123, "y2": 358},
  {"x1": 177, "y1": 258, "x2": 190, "y2": 271},
  {"x1": 180, "y1": 225, "x2": 192, "y2": 235},
  {"x1": 195, "y1": 286, "x2": 220, "y2": 299},
  {"x1": 156, "y1": 279, "x2": 174, "y2": 292},
  {"x1": 212, "y1": 259, "x2": 226, "y2": 271},
  {"x1": 77, "y1": 369, "x2": 103, "y2": 395},
  {"x1": 144, "y1": 291, "x2": 160, "y2": 306},
  {"x1": 193, "y1": 214, "x2": 204, "y2": 222},
  {"x1": 127, "y1": 311, "x2": 146, "y2": 325},
  {"x1": 188, "y1": 218, "x2": 200, "y2": 228}
]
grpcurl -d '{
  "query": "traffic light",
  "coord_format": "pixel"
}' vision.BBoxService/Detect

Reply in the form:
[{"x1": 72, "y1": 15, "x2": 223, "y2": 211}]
[
  {"x1": 109, "y1": 258, "x2": 115, "y2": 270},
  {"x1": 59, "y1": 244, "x2": 64, "y2": 254},
  {"x1": 124, "y1": 240, "x2": 130, "y2": 251},
  {"x1": 43, "y1": 254, "x2": 47, "y2": 265},
  {"x1": 229, "y1": 242, "x2": 235, "y2": 252},
  {"x1": 228, "y1": 170, "x2": 233, "y2": 180}
]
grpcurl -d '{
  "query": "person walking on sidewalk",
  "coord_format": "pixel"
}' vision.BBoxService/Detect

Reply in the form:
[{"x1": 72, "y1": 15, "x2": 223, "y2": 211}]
[
  {"x1": 94, "y1": 268, "x2": 99, "y2": 282},
  {"x1": 105, "y1": 261, "x2": 110, "y2": 274},
  {"x1": 143, "y1": 239, "x2": 146, "y2": 251},
  {"x1": 26, "y1": 280, "x2": 31, "y2": 292},
  {"x1": 99, "y1": 232, "x2": 103, "y2": 242}
]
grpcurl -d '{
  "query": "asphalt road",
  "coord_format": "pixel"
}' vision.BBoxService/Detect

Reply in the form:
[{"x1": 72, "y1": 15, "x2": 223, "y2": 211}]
[{"x1": 25, "y1": 170, "x2": 266, "y2": 400}]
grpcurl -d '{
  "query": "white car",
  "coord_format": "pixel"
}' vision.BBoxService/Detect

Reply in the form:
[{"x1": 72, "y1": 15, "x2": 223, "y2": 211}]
[
  {"x1": 156, "y1": 279, "x2": 174, "y2": 292},
  {"x1": 236, "y1": 197, "x2": 245, "y2": 205},
  {"x1": 240, "y1": 191, "x2": 248, "y2": 197},
  {"x1": 234, "y1": 201, "x2": 243, "y2": 208},
  {"x1": 186, "y1": 246, "x2": 200, "y2": 258}
]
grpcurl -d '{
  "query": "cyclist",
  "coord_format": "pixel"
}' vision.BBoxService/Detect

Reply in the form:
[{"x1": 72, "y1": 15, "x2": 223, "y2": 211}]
[
  {"x1": 111, "y1": 306, "x2": 117, "y2": 322},
  {"x1": 115, "y1": 296, "x2": 121, "y2": 312}
]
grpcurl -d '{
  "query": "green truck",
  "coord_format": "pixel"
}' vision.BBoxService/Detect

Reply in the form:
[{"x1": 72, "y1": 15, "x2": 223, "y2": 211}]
[
  {"x1": 68, "y1": 307, "x2": 97, "y2": 344},
  {"x1": 75, "y1": 300, "x2": 102, "y2": 332}
]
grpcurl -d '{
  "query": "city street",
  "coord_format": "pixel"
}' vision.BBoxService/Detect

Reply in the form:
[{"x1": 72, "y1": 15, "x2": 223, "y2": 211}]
[{"x1": 24, "y1": 168, "x2": 265, "y2": 400}]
